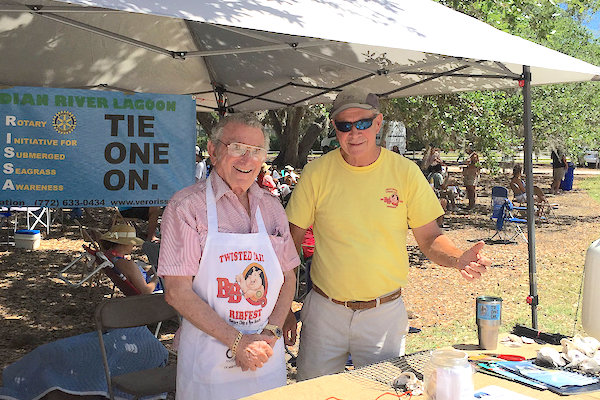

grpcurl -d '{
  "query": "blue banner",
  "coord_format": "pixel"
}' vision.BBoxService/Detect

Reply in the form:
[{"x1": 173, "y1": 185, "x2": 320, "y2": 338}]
[{"x1": 1, "y1": 87, "x2": 196, "y2": 208}]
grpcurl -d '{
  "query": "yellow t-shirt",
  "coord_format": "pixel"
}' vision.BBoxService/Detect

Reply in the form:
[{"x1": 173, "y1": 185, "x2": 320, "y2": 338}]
[{"x1": 286, "y1": 148, "x2": 444, "y2": 301}]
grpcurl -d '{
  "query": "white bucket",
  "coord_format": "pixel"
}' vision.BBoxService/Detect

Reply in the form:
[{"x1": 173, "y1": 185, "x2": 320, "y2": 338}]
[
  {"x1": 14, "y1": 229, "x2": 41, "y2": 250},
  {"x1": 582, "y1": 238, "x2": 600, "y2": 340}
]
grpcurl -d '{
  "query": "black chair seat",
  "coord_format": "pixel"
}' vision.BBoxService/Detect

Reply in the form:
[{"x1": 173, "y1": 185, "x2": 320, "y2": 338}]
[{"x1": 113, "y1": 364, "x2": 177, "y2": 396}]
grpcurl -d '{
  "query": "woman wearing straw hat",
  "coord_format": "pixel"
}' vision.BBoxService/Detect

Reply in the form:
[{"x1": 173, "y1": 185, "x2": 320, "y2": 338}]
[{"x1": 100, "y1": 224, "x2": 161, "y2": 294}]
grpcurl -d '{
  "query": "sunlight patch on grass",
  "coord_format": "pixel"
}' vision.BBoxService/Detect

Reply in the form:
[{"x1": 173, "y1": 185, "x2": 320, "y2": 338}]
[
  {"x1": 580, "y1": 176, "x2": 600, "y2": 204},
  {"x1": 406, "y1": 321, "x2": 480, "y2": 354}
]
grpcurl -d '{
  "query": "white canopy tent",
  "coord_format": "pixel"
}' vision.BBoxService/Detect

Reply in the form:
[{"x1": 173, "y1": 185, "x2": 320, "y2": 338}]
[
  {"x1": 1, "y1": 0, "x2": 599, "y2": 112},
  {"x1": 2, "y1": 0, "x2": 600, "y2": 327}
]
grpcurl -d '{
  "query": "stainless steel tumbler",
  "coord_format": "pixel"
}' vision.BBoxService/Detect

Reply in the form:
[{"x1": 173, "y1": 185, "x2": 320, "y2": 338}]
[{"x1": 476, "y1": 296, "x2": 502, "y2": 350}]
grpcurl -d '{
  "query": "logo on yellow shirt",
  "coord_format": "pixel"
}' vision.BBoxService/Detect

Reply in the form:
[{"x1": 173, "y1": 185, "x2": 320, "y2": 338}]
[{"x1": 380, "y1": 188, "x2": 402, "y2": 208}]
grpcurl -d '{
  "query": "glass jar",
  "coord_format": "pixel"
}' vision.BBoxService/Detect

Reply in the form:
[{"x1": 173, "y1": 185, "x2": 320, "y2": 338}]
[{"x1": 423, "y1": 349, "x2": 474, "y2": 400}]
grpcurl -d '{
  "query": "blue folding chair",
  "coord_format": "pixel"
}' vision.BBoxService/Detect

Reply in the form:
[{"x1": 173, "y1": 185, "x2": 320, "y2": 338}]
[
  {"x1": 489, "y1": 186, "x2": 528, "y2": 244},
  {"x1": 0, "y1": 208, "x2": 16, "y2": 245}
]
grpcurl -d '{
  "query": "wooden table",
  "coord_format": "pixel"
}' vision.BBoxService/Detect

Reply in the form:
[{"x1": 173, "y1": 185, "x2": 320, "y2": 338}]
[{"x1": 242, "y1": 341, "x2": 600, "y2": 400}]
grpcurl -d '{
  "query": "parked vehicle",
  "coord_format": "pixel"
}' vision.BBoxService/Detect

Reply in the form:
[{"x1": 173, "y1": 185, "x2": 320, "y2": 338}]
[
  {"x1": 376, "y1": 120, "x2": 407, "y2": 153},
  {"x1": 320, "y1": 129, "x2": 339, "y2": 153},
  {"x1": 579, "y1": 150, "x2": 599, "y2": 168}
]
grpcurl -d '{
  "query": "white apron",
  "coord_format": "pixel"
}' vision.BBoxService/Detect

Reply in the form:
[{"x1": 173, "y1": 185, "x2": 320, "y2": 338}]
[{"x1": 176, "y1": 181, "x2": 286, "y2": 400}]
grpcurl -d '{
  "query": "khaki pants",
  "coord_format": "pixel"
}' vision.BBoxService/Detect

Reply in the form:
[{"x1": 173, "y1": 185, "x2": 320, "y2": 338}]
[{"x1": 296, "y1": 289, "x2": 409, "y2": 381}]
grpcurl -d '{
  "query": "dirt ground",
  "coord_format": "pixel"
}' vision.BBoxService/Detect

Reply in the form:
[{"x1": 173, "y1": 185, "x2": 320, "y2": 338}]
[{"x1": 2, "y1": 168, "x2": 600, "y2": 394}]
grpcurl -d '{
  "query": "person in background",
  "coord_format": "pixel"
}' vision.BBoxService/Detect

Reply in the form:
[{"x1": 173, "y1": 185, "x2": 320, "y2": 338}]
[
  {"x1": 510, "y1": 164, "x2": 527, "y2": 203},
  {"x1": 69, "y1": 208, "x2": 83, "y2": 220},
  {"x1": 158, "y1": 114, "x2": 299, "y2": 399},
  {"x1": 427, "y1": 163, "x2": 445, "y2": 192},
  {"x1": 284, "y1": 86, "x2": 490, "y2": 381},
  {"x1": 429, "y1": 164, "x2": 458, "y2": 212},
  {"x1": 550, "y1": 148, "x2": 568, "y2": 194},
  {"x1": 258, "y1": 163, "x2": 279, "y2": 196},
  {"x1": 196, "y1": 145, "x2": 207, "y2": 182},
  {"x1": 100, "y1": 223, "x2": 161, "y2": 294},
  {"x1": 283, "y1": 165, "x2": 299, "y2": 186},
  {"x1": 427, "y1": 163, "x2": 449, "y2": 226},
  {"x1": 271, "y1": 167, "x2": 282, "y2": 183},
  {"x1": 118, "y1": 206, "x2": 161, "y2": 242},
  {"x1": 421, "y1": 146, "x2": 442, "y2": 174},
  {"x1": 462, "y1": 146, "x2": 480, "y2": 210},
  {"x1": 257, "y1": 162, "x2": 268, "y2": 189}
]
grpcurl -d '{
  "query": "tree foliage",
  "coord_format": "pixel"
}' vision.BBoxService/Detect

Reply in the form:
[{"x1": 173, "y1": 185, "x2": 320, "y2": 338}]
[{"x1": 413, "y1": 0, "x2": 600, "y2": 167}]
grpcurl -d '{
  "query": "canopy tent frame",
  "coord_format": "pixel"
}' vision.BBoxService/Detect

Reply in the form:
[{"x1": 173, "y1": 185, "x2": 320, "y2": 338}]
[{"x1": 2, "y1": 3, "x2": 525, "y2": 115}]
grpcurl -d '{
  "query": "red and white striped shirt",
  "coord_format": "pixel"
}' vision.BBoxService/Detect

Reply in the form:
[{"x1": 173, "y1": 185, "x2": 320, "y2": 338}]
[{"x1": 158, "y1": 173, "x2": 299, "y2": 276}]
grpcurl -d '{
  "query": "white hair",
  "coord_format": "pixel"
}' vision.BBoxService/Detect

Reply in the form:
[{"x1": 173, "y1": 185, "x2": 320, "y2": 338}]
[{"x1": 210, "y1": 114, "x2": 270, "y2": 149}]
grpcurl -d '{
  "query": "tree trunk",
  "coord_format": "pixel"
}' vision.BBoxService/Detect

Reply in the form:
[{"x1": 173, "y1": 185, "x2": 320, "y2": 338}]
[
  {"x1": 379, "y1": 120, "x2": 390, "y2": 148},
  {"x1": 196, "y1": 112, "x2": 217, "y2": 138},
  {"x1": 298, "y1": 115, "x2": 327, "y2": 166},
  {"x1": 272, "y1": 107, "x2": 304, "y2": 168}
]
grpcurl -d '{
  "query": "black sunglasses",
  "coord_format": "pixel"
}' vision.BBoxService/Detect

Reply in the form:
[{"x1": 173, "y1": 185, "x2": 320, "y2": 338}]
[{"x1": 334, "y1": 115, "x2": 377, "y2": 132}]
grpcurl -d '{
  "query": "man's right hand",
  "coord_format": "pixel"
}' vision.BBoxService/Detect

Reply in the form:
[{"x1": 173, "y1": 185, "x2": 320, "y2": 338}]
[
  {"x1": 235, "y1": 334, "x2": 276, "y2": 371},
  {"x1": 282, "y1": 310, "x2": 298, "y2": 346}
]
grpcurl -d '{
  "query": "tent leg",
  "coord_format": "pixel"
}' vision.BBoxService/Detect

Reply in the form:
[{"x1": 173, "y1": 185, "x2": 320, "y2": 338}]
[{"x1": 522, "y1": 65, "x2": 538, "y2": 329}]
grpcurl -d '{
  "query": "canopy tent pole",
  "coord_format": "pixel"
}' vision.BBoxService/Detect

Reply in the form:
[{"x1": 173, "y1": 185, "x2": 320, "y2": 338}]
[{"x1": 522, "y1": 65, "x2": 538, "y2": 329}]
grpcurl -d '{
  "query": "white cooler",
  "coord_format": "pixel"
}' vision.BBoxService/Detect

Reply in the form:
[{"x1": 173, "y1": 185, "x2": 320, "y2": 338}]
[{"x1": 15, "y1": 229, "x2": 41, "y2": 250}]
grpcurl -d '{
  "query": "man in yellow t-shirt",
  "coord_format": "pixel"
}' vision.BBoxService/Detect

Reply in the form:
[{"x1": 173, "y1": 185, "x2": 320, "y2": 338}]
[{"x1": 284, "y1": 87, "x2": 491, "y2": 381}]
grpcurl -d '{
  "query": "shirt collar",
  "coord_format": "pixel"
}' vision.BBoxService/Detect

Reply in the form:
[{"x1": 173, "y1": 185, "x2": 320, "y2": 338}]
[{"x1": 209, "y1": 171, "x2": 264, "y2": 202}]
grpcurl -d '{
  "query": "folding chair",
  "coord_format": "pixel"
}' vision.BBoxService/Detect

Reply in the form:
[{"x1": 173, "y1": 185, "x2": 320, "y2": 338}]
[
  {"x1": 0, "y1": 208, "x2": 17, "y2": 246},
  {"x1": 489, "y1": 186, "x2": 528, "y2": 244},
  {"x1": 95, "y1": 294, "x2": 177, "y2": 400},
  {"x1": 58, "y1": 225, "x2": 143, "y2": 295},
  {"x1": 100, "y1": 251, "x2": 143, "y2": 297},
  {"x1": 142, "y1": 241, "x2": 160, "y2": 271},
  {"x1": 11, "y1": 207, "x2": 51, "y2": 235},
  {"x1": 57, "y1": 222, "x2": 104, "y2": 287}
]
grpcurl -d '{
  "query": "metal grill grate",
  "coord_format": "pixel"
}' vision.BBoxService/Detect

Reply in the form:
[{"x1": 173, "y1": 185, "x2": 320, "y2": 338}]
[{"x1": 345, "y1": 350, "x2": 432, "y2": 388}]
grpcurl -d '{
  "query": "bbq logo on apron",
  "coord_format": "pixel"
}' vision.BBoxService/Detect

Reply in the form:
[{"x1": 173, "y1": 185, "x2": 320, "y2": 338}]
[
  {"x1": 216, "y1": 258, "x2": 269, "y2": 307},
  {"x1": 236, "y1": 263, "x2": 268, "y2": 307}
]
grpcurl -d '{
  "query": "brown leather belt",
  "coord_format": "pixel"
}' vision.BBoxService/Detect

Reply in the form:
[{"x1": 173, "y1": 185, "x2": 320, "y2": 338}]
[{"x1": 312, "y1": 284, "x2": 402, "y2": 311}]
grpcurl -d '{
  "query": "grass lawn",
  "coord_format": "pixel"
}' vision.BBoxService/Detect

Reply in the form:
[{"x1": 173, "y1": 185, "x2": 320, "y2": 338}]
[{"x1": 580, "y1": 176, "x2": 600, "y2": 203}]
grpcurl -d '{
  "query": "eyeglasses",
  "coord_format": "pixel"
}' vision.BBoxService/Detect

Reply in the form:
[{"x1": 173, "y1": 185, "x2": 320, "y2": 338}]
[
  {"x1": 334, "y1": 115, "x2": 377, "y2": 132},
  {"x1": 218, "y1": 140, "x2": 267, "y2": 159}
]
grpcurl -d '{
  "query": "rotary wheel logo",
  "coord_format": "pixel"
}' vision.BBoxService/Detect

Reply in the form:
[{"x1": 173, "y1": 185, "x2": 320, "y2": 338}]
[{"x1": 52, "y1": 111, "x2": 77, "y2": 134}]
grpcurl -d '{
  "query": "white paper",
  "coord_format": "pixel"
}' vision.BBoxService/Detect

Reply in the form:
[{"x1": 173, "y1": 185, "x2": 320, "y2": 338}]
[{"x1": 474, "y1": 385, "x2": 540, "y2": 400}]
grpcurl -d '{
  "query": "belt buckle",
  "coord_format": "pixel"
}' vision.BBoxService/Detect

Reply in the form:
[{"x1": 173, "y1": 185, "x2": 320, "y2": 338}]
[{"x1": 343, "y1": 300, "x2": 349, "y2": 308}]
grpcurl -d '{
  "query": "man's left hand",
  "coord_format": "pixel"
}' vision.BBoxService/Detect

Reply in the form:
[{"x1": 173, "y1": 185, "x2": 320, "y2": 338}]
[{"x1": 457, "y1": 241, "x2": 490, "y2": 281}]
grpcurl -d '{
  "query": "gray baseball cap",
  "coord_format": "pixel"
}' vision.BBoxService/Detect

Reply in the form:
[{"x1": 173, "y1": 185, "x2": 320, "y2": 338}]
[{"x1": 330, "y1": 87, "x2": 380, "y2": 119}]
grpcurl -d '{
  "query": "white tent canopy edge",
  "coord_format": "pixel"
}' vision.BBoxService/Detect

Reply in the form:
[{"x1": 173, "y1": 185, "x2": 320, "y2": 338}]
[
  {"x1": 59, "y1": 0, "x2": 600, "y2": 76},
  {"x1": 1, "y1": 0, "x2": 600, "y2": 113}
]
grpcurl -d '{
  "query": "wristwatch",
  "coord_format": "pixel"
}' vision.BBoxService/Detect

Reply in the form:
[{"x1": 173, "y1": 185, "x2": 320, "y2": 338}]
[{"x1": 264, "y1": 324, "x2": 282, "y2": 339}]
